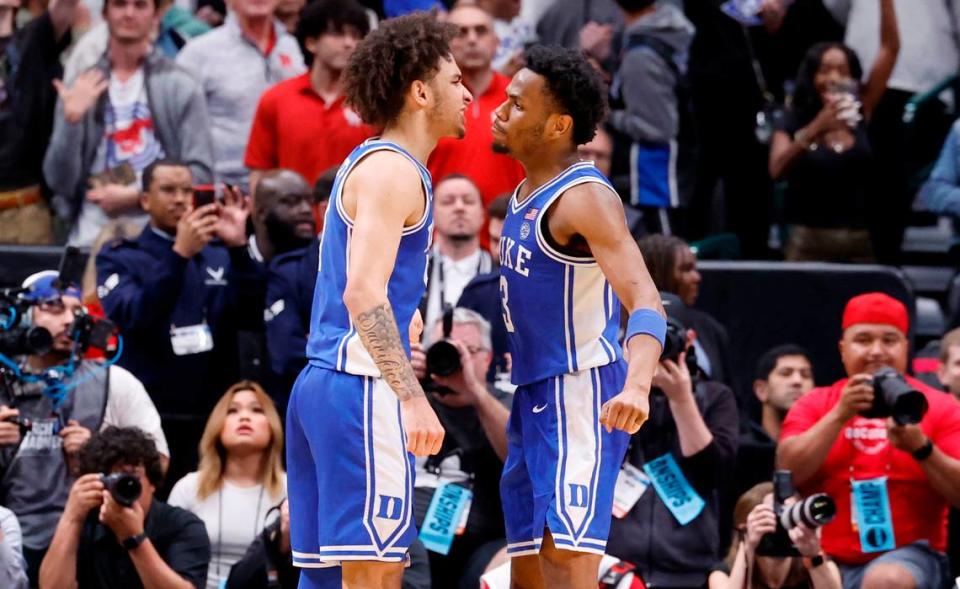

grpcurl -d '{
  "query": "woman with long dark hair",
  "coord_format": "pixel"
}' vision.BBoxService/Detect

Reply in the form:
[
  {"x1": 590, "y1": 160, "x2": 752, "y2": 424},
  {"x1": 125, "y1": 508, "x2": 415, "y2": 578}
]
[
  {"x1": 717, "y1": 483, "x2": 841, "y2": 589},
  {"x1": 768, "y1": 0, "x2": 898, "y2": 262}
]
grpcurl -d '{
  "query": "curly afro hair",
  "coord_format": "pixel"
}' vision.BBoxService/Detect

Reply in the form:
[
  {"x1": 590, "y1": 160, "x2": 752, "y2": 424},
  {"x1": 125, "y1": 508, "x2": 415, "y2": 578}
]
[
  {"x1": 79, "y1": 426, "x2": 165, "y2": 487},
  {"x1": 345, "y1": 12, "x2": 457, "y2": 128},
  {"x1": 524, "y1": 45, "x2": 608, "y2": 146}
]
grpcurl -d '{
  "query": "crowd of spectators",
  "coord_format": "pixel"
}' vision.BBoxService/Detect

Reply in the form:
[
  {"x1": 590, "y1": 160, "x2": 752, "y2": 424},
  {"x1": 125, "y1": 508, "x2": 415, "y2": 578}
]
[{"x1": 2, "y1": 0, "x2": 960, "y2": 588}]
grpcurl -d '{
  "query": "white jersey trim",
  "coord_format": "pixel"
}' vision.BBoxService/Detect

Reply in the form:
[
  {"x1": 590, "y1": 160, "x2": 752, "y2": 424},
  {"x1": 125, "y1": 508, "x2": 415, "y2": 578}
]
[{"x1": 333, "y1": 142, "x2": 432, "y2": 237}]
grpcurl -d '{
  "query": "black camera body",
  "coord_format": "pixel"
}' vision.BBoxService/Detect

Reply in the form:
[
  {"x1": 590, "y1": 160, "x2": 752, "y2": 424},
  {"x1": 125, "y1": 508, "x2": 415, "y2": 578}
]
[
  {"x1": 756, "y1": 470, "x2": 837, "y2": 557},
  {"x1": 423, "y1": 309, "x2": 461, "y2": 394},
  {"x1": 860, "y1": 367, "x2": 928, "y2": 425},
  {"x1": 658, "y1": 315, "x2": 700, "y2": 379},
  {"x1": 100, "y1": 472, "x2": 143, "y2": 507},
  {"x1": 1, "y1": 414, "x2": 33, "y2": 436}
]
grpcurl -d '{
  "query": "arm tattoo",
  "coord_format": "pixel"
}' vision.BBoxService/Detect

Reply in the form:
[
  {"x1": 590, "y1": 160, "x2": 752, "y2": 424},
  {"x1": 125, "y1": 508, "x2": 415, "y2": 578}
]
[{"x1": 355, "y1": 303, "x2": 423, "y2": 401}]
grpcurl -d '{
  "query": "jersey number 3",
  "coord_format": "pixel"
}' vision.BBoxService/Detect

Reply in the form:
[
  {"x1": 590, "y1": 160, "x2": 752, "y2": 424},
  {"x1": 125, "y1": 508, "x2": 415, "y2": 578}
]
[{"x1": 500, "y1": 276, "x2": 515, "y2": 333}]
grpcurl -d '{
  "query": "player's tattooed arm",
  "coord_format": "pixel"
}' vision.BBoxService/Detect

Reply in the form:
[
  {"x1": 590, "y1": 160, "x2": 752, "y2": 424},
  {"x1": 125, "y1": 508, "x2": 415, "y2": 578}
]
[{"x1": 355, "y1": 303, "x2": 424, "y2": 401}]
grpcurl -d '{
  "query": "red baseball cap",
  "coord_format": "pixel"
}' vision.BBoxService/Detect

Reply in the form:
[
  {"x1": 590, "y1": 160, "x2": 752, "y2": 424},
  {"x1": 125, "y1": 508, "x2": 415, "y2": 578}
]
[{"x1": 842, "y1": 292, "x2": 909, "y2": 334}]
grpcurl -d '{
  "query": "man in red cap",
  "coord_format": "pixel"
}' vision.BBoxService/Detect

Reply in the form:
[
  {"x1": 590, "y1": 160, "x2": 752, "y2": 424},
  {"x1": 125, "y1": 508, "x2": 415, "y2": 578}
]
[{"x1": 778, "y1": 292, "x2": 960, "y2": 589}]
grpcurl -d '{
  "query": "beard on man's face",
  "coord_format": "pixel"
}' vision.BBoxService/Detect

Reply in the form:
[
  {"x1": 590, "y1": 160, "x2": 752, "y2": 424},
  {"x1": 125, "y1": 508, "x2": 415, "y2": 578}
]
[
  {"x1": 492, "y1": 140, "x2": 510, "y2": 154},
  {"x1": 265, "y1": 212, "x2": 314, "y2": 255}
]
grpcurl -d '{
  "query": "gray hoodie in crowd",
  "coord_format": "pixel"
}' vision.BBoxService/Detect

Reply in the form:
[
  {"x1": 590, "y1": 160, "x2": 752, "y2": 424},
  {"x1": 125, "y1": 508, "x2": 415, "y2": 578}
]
[
  {"x1": 609, "y1": 3, "x2": 695, "y2": 145},
  {"x1": 43, "y1": 49, "x2": 215, "y2": 226}
]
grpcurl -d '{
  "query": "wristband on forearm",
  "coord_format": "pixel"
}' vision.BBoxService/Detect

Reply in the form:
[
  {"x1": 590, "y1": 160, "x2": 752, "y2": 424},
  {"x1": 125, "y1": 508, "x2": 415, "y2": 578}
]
[
  {"x1": 912, "y1": 439, "x2": 934, "y2": 461},
  {"x1": 625, "y1": 308, "x2": 666, "y2": 349}
]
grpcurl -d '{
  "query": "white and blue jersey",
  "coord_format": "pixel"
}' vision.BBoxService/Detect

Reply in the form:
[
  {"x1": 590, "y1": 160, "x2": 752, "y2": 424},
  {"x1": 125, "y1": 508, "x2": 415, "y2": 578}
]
[
  {"x1": 287, "y1": 139, "x2": 432, "y2": 569},
  {"x1": 499, "y1": 161, "x2": 631, "y2": 556},
  {"x1": 500, "y1": 161, "x2": 623, "y2": 386},
  {"x1": 305, "y1": 139, "x2": 434, "y2": 376}
]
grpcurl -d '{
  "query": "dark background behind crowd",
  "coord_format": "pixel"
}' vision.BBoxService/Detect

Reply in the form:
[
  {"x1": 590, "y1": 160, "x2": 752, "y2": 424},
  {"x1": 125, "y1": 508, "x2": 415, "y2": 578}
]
[{"x1": 3, "y1": 0, "x2": 960, "y2": 587}]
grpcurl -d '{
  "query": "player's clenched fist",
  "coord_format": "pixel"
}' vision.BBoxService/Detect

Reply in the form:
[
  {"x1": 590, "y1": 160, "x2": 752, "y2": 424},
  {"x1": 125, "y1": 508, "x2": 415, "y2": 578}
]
[
  {"x1": 600, "y1": 389, "x2": 650, "y2": 434},
  {"x1": 400, "y1": 396, "x2": 445, "y2": 456}
]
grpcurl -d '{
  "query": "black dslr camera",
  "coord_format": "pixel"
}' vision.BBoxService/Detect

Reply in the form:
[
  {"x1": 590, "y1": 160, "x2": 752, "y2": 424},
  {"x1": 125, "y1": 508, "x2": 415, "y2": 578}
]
[
  {"x1": 100, "y1": 472, "x2": 142, "y2": 507},
  {"x1": 756, "y1": 470, "x2": 837, "y2": 557},
  {"x1": 659, "y1": 316, "x2": 699, "y2": 379},
  {"x1": 425, "y1": 308, "x2": 461, "y2": 377},
  {"x1": 860, "y1": 367, "x2": 928, "y2": 425}
]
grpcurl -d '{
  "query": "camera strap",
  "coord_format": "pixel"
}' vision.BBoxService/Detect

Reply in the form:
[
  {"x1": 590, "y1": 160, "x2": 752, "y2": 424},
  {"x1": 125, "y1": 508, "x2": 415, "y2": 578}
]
[{"x1": 850, "y1": 477, "x2": 896, "y2": 553}]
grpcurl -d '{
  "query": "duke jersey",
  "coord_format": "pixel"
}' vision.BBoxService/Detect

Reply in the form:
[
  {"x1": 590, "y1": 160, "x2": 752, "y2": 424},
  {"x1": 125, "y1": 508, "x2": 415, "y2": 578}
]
[
  {"x1": 500, "y1": 161, "x2": 622, "y2": 385},
  {"x1": 305, "y1": 139, "x2": 433, "y2": 376}
]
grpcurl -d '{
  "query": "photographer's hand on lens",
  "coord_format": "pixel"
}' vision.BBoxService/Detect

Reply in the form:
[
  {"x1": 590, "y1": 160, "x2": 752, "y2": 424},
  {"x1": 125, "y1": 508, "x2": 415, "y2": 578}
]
[
  {"x1": 832, "y1": 373, "x2": 874, "y2": 422},
  {"x1": 65, "y1": 474, "x2": 105, "y2": 523},
  {"x1": 787, "y1": 523, "x2": 822, "y2": 558},
  {"x1": 885, "y1": 419, "x2": 928, "y2": 454},
  {"x1": 745, "y1": 503, "x2": 778, "y2": 554},
  {"x1": 173, "y1": 204, "x2": 219, "y2": 259},
  {"x1": 430, "y1": 338, "x2": 486, "y2": 408},
  {"x1": 0, "y1": 405, "x2": 22, "y2": 446},
  {"x1": 60, "y1": 419, "x2": 92, "y2": 456},
  {"x1": 99, "y1": 489, "x2": 145, "y2": 542},
  {"x1": 651, "y1": 351, "x2": 694, "y2": 404}
]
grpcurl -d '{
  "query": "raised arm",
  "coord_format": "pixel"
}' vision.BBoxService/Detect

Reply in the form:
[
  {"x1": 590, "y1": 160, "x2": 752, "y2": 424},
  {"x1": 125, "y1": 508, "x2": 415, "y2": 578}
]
[
  {"x1": 341, "y1": 152, "x2": 444, "y2": 456},
  {"x1": 860, "y1": 0, "x2": 899, "y2": 120},
  {"x1": 553, "y1": 182, "x2": 665, "y2": 433}
]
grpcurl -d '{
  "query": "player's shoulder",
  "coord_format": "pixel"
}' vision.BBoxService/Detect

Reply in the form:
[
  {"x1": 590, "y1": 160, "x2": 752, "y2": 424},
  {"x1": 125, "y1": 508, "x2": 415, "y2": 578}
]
[{"x1": 350, "y1": 148, "x2": 423, "y2": 191}]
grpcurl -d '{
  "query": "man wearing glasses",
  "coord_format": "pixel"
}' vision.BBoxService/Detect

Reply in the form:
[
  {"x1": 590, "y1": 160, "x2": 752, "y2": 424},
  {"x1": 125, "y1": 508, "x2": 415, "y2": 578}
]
[{"x1": 0, "y1": 270, "x2": 168, "y2": 585}]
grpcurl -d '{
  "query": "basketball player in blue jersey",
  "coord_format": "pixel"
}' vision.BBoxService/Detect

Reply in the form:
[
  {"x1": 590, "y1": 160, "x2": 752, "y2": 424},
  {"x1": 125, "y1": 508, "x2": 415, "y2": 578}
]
[
  {"x1": 491, "y1": 45, "x2": 667, "y2": 589},
  {"x1": 285, "y1": 12, "x2": 473, "y2": 589}
]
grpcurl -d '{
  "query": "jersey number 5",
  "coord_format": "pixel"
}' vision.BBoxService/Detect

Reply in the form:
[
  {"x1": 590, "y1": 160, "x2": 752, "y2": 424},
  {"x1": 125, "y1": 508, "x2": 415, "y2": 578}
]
[{"x1": 500, "y1": 276, "x2": 516, "y2": 333}]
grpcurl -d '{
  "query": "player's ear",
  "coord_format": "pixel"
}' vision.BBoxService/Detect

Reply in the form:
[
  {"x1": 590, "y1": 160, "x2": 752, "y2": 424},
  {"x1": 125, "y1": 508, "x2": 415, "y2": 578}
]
[
  {"x1": 409, "y1": 79, "x2": 431, "y2": 109},
  {"x1": 548, "y1": 113, "x2": 574, "y2": 141}
]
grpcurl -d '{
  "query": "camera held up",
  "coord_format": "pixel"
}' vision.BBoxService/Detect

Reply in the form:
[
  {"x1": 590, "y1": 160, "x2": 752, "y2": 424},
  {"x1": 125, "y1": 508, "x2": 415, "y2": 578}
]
[
  {"x1": 100, "y1": 472, "x2": 143, "y2": 507},
  {"x1": 423, "y1": 308, "x2": 461, "y2": 395},
  {"x1": 756, "y1": 470, "x2": 837, "y2": 557},
  {"x1": 859, "y1": 367, "x2": 928, "y2": 426}
]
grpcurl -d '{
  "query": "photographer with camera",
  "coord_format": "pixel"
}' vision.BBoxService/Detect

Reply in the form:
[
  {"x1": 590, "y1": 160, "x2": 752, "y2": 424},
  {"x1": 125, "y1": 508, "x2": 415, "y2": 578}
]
[
  {"x1": 605, "y1": 293, "x2": 739, "y2": 587},
  {"x1": 410, "y1": 307, "x2": 511, "y2": 588},
  {"x1": 40, "y1": 426, "x2": 209, "y2": 589},
  {"x1": 719, "y1": 481, "x2": 841, "y2": 589},
  {"x1": 0, "y1": 269, "x2": 168, "y2": 584},
  {"x1": 778, "y1": 293, "x2": 960, "y2": 589}
]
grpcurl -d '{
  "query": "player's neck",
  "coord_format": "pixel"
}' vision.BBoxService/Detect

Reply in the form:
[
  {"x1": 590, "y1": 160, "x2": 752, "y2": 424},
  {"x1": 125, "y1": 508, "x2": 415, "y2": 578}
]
[
  {"x1": 438, "y1": 236, "x2": 479, "y2": 262},
  {"x1": 521, "y1": 151, "x2": 581, "y2": 194},
  {"x1": 380, "y1": 122, "x2": 436, "y2": 165}
]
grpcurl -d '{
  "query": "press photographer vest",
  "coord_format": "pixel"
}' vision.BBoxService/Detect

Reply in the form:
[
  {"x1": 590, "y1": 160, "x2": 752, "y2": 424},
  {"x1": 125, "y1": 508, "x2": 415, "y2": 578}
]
[{"x1": 0, "y1": 362, "x2": 109, "y2": 549}]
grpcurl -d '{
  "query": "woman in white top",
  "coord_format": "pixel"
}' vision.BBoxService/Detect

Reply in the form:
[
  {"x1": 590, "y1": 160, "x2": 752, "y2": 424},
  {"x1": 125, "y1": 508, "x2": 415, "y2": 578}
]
[{"x1": 168, "y1": 380, "x2": 286, "y2": 589}]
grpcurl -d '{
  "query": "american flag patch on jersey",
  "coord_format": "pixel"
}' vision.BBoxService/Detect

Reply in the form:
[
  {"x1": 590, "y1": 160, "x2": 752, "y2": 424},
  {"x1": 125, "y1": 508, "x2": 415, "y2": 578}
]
[{"x1": 524, "y1": 208, "x2": 539, "y2": 220}]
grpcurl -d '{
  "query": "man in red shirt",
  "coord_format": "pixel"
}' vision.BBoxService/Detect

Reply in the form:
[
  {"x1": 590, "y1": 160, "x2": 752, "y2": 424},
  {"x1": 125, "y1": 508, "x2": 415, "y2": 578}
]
[
  {"x1": 245, "y1": 0, "x2": 372, "y2": 195},
  {"x1": 429, "y1": 4, "x2": 525, "y2": 246},
  {"x1": 778, "y1": 293, "x2": 960, "y2": 589}
]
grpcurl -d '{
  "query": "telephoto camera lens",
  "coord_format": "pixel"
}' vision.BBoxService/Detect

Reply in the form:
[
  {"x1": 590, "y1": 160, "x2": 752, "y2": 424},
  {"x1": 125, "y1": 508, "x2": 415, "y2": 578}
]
[
  {"x1": 870, "y1": 367, "x2": 928, "y2": 425},
  {"x1": 100, "y1": 472, "x2": 142, "y2": 507},
  {"x1": 425, "y1": 339, "x2": 461, "y2": 377},
  {"x1": 778, "y1": 493, "x2": 837, "y2": 530}
]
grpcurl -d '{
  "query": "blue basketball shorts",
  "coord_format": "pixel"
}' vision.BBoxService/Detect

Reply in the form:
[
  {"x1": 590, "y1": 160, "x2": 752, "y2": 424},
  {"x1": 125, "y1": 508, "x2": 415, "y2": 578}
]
[
  {"x1": 500, "y1": 361, "x2": 630, "y2": 556},
  {"x1": 286, "y1": 364, "x2": 416, "y2": 568}
]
